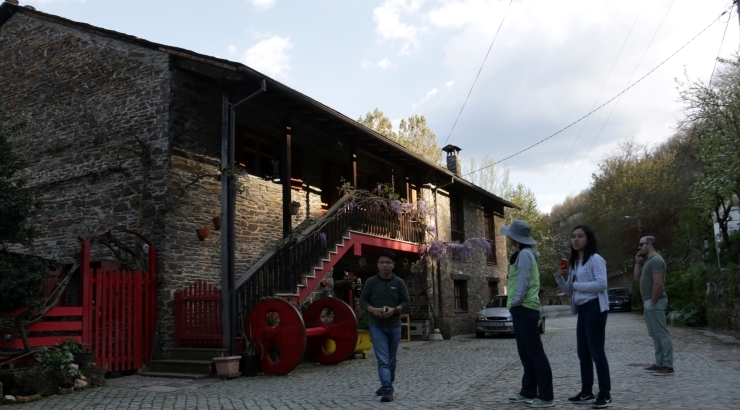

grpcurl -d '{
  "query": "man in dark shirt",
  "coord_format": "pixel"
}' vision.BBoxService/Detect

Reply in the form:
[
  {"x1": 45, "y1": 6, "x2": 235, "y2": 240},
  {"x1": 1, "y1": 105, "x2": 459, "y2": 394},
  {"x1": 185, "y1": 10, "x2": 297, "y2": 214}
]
[{"x1": 359, "y1": 249, "x2": 410, "y2": 403}]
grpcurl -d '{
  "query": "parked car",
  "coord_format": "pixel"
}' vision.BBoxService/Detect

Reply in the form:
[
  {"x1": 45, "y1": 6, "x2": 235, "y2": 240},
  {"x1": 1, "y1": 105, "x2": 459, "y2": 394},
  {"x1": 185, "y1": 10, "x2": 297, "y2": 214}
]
[
  {"x1": 607, "y1": 287, "x2": 632, "y2": 312},
  {"x1": 475, "y1": 295, "x2": 545, "y2": 338}
]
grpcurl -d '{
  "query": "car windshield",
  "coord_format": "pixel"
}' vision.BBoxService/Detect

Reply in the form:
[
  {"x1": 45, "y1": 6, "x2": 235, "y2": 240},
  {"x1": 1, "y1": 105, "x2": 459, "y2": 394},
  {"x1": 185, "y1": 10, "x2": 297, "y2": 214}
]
[
  {"x1": 485, "y1": 296, "x2": 508, "y2": 308},
  {"x1": 608, "y1": 289, "x2": 629, "y2": 297}
]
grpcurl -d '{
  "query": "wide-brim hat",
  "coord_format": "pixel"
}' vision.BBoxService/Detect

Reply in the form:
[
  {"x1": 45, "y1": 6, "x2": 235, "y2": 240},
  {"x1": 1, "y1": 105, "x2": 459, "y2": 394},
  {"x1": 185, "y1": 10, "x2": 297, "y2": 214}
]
[{"x1": 500, "y1": 220, "x2": 537, "y2": 245}]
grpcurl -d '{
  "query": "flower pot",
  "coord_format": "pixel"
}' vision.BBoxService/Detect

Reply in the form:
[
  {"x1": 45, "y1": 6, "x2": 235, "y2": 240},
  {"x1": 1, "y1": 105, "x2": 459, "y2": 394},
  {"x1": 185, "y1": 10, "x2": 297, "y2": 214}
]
[
  {"x1": 197, "y1": 227, "x2": 210, "y2": 241},
  {"x1": 213, "y1": 356, "x2": 241, "y2": 378},
  {"x1": 72, "y1": 351, "x2": 94, "y2": 364},
  {"x1": 213, "y1": 216, "x2": 222, "y2": 230},
  {"x1": 289, "y1": 202, "x2": 300, "y2": 215},
  {"x1": 240, "y1": 354, "x2": 260, "y2": 377}
]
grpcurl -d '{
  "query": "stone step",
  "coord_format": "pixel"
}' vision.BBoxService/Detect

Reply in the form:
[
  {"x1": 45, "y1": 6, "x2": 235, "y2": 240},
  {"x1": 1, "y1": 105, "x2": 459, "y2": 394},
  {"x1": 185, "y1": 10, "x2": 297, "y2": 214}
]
[
  {"x1": 148, "y1": 359, "x2": 213, "y2": 375},
  {"x1": 139, "y1": 371, "x2": 212, "y2": 379},
  {"x1": 164, "y1": 348, "x2": 228, "y2": 361}
]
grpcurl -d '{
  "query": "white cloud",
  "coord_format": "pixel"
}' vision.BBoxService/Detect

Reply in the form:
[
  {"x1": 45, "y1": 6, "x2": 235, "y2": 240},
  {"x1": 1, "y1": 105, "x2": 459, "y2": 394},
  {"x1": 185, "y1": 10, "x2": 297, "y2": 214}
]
[
  {"x1": 377, "y1": 58, "x2": 396, "y2": 69},
  {"x1": 412, "y1": 88, "x2": 438, "y2": 110},
  {"x1": 419, "y1": 88, "x2": 437, "y2": 104},
  {"x1": 445, "y1": 81, "x2": 454, "y2": 91},
  {"x1": 246, "y1": 0, "x2": 276, "y2": 11},
  {"x1": 361, "y1": 60, "x2": 373, "y2": 69},
  {"x1": 227, "y1": 45, "x2": 238, "y2": 56},
  {"x1": 373, "y1": 0, "x2": 425, "y2": 54},
  {"x1": 242, "y1": 36, "x2": 293, "y2": 78}
]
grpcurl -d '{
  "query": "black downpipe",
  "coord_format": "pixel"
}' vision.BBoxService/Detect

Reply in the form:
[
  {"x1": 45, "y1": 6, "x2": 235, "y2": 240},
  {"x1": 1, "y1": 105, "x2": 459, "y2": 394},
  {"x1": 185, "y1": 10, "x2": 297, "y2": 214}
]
[{"x1": 222, "y1": 78, "x2": 266, "y2": 356}]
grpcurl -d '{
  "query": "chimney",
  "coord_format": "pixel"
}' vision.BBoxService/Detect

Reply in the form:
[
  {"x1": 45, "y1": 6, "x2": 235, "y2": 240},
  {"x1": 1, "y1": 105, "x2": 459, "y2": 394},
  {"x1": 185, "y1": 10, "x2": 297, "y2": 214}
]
[{"x1": 442, "y1": 144, "x2": 462, "y2": 176}]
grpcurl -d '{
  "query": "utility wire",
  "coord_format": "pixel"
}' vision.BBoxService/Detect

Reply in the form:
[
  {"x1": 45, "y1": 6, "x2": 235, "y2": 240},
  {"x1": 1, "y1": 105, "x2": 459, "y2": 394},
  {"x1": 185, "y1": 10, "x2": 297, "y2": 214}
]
[
  {"x1": 442, "y1": 0, "x2": 513, "y2": 146},
  {"x1": 461, "y1": 9, "x2": 728, "y2": 178},
  {"x1": 557, "y1": 0, "x2": 676, "y2": 197},
  {"x1": 543, "y1": 3, "x2": 646, "y2": 201}
]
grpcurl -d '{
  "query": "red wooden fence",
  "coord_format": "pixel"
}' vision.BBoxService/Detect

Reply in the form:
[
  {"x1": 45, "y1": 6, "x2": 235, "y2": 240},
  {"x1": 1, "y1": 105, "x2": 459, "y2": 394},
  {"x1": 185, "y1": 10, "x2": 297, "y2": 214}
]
[
  {"x1": 2, "y1": 229, "x2": 157, "y2": 373},
  {"x1": 80, "y1": 228, "x2": 158, "y2": 373},
  {"x1": 174, "y1": 280, "x2": 222, "y2": 347},
  {"x1": 3, "y1": 307, "x2": 83, "y2": 349},
  {"x1": 84, "y1": 269, "x2": 156, "y2": 372}
]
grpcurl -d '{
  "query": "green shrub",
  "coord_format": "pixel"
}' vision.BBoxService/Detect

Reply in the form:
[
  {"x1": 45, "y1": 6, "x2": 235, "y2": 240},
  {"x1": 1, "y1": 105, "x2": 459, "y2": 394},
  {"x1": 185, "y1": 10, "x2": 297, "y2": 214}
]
[
  {"x1": 706, "y1": 308, "x2": 732, "y2": 329},
  {"x1": 667, "y1": 303, "x2": 707, "y2": 327}
]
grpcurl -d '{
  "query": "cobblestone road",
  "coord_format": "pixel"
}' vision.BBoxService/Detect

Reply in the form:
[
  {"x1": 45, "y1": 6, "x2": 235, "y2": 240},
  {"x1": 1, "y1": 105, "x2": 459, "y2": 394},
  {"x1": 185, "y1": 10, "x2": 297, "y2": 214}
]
[{"x1": 10, "y1": 306, "x2": 740, "y2": 409}]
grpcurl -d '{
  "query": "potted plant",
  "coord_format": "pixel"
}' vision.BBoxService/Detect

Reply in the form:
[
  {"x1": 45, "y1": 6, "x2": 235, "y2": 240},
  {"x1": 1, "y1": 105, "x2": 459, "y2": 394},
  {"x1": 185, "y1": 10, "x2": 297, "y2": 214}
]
[
  {"x1": 62, "y1": 338, "x2": 93, "y2": 364},
  {"x1": 289, "y1": 201, "x2": 301, "y2": 215},
  {"x1": 240, "y1": 339, "x2": 264, "y2": 377}
]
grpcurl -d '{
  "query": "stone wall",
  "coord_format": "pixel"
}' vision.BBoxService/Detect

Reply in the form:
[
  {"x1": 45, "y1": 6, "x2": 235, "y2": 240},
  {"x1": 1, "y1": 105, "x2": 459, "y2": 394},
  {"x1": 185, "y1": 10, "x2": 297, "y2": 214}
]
[
  {"x1": 706, "y1": 268, "x2": 740, "y2": 331},
  {"x1": 0, "y1": 13, "x2": 171, "y2": 264}
]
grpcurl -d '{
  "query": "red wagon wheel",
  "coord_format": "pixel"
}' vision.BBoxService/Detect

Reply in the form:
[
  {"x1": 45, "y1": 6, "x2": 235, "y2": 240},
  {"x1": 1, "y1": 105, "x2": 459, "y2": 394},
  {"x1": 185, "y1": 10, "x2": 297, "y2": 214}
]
[
  {"x1": 303, "y1": 297, "x2": 358, "y2": 365},
  {"x1": 245, "y1": 298, "x2": 306, "y2": 375}
]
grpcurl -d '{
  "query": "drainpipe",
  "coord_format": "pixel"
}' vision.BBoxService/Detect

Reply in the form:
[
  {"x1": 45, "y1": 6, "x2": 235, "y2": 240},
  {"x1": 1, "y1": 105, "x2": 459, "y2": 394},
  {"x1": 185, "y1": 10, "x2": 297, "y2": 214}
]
[
  {"x1": 221, "y1": 78, "x2": 266, "y2": 356},
  {"x1": 432, "y1": 187, "x2": 444, "y2": 337}
]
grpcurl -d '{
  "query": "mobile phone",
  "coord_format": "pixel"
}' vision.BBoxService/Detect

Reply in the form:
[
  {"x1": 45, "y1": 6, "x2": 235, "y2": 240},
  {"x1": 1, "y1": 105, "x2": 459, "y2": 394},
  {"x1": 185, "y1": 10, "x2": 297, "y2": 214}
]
[{"x1": 560, "y1": 258, "x2": 568, "y2": 269}]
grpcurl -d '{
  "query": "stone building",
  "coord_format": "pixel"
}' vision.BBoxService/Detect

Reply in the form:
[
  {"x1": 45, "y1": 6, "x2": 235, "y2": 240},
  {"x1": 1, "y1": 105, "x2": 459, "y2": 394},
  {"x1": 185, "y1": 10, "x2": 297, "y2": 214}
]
[{"x1": 0, "y1": 1, "x2": 516, "y2": 345}]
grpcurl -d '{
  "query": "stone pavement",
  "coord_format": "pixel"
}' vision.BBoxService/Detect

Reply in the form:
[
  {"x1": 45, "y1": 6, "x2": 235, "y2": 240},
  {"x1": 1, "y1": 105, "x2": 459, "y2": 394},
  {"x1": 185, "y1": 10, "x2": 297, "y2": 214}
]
[{"x1": 8, "y1": 305, "x2": 740, "y2": 409}]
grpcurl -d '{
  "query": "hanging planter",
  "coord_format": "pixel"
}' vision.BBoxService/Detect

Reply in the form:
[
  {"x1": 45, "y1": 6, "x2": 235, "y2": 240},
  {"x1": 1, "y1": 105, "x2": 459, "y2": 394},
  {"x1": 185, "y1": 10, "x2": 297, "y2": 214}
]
[
  {"x1": 197, "y1": 227, "x2": 210, "y2": 241},
  {"x1": 289, "y1": 201, "x2": 301, "y2": 215},
  {"x1": 213, "y1": 216, "x2": 222, "y2": 230}
]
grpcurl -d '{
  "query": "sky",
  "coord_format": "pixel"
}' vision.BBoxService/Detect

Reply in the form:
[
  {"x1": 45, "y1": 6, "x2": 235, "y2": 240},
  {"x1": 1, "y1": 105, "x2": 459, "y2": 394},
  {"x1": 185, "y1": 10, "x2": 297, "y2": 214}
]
[{"x1": 21, "y1": 0, "x2": 740, "y2": 213}]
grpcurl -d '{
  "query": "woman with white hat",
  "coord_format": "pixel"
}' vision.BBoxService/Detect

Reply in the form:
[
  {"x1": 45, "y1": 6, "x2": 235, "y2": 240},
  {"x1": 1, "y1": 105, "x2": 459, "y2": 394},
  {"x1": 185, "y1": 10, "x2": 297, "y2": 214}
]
[{"x1": 502, "y1": 220, "x2": 554, "y2": 408}]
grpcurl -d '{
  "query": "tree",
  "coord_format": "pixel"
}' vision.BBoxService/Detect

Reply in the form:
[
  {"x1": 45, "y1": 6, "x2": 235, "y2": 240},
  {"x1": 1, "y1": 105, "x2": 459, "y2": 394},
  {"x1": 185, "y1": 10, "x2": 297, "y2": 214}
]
[
  {"x1": 0, "y1": 120, "x2": 56, "y2": 351},
  {"x1": 679, "y1": 56, "x2": 740, "y2": 246},
  {"x1": 398, "y1": 115, "x2": 442, "y2": 164},
  {"x1": 504, "y1": 184, "x2": 557, "y2": 287},
  {"x1": 357, "y1": 108, "x2": 397, "y2": 141},
  {"x1": 358, "y1": 109, "x2": 442, "y2": 164},
  {"x1": 461, "y1": 155, "x2": 512, "y2": 197},
  {"x1": 581, "y1": 137, "x2": 693, "y2": 269}
]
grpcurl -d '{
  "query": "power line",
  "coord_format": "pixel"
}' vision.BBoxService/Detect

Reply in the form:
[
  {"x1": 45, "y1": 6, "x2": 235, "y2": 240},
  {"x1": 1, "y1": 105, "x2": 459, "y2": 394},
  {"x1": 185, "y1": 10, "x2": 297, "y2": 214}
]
[
  {"x1": 543, "y1": 3, "x2": 646, "y2": 201},
  {"x1": 557, "y1": 0, "x2": 676, "y2": 197},
  {"x1": 461, "y1": 9, "x2": 727, "y2": 179},
  {"x1": 442, "y1": 0, "x2": 513, "y2": 146}
]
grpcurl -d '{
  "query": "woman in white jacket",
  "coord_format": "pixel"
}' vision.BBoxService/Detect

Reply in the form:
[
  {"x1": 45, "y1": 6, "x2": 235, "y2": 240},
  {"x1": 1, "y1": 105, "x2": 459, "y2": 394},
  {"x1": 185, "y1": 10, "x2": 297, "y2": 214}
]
[{"x1": 555, "y1": 225, "x2": 612, "y2": 409}]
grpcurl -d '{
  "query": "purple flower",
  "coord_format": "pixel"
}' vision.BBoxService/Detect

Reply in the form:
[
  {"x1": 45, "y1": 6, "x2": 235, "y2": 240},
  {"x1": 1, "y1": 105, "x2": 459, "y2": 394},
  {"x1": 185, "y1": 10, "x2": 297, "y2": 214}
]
[
  {"x1": 390, "y1": 200, "x2": 403, "y2": 217},
  {"x1": 319, "y1": 232, "x2": 327, "y2": 247},
  {"x1": 426, "y1": 240, "x2": 448, "y2": 260}
]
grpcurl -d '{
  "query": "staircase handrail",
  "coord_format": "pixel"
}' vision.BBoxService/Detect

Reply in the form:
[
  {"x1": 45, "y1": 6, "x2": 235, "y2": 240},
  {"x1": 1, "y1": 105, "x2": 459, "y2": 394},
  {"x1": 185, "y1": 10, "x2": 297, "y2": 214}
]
[{"x1": 234, "y1": 191, "x2": 355, "y2": 289}]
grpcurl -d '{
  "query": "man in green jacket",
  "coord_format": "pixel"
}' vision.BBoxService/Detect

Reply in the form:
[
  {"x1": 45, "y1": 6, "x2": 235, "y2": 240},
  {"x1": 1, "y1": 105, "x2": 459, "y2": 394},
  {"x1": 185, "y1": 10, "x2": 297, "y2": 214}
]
[{"x1": 359, "y1": 249, "x2": 410, "y2": 403}]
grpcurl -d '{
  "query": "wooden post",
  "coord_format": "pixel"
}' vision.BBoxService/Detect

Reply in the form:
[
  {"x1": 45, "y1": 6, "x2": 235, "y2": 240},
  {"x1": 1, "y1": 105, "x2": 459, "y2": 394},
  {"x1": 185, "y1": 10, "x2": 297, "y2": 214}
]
[{"x1": 282, "y1": 120, "x2": 292, "y2": 237}]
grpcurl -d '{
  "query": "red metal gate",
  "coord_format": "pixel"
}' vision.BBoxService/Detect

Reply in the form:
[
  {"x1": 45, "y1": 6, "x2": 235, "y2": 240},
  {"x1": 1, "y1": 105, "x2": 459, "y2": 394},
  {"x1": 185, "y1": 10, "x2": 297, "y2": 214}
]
[{"x1": 81, "y1": 228, "x2": 157, "y2": 372}]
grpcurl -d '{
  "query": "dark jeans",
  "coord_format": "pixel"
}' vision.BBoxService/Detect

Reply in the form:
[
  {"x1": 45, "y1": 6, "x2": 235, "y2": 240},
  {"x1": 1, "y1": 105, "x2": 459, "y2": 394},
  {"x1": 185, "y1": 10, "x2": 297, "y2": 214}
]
[
  {"x1": 511, "y1": 306, "x2": 553, "y2": 401},
  {"x1": 576, "y1": 298, "x2": 611, "y2": 396}
]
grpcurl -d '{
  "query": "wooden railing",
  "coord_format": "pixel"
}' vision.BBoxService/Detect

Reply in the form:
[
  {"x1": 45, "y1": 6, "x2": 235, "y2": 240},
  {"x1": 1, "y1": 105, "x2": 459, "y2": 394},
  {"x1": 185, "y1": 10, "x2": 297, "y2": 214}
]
[{"x1": 234, "y1": 192, "x2": 425, "y2": 318}]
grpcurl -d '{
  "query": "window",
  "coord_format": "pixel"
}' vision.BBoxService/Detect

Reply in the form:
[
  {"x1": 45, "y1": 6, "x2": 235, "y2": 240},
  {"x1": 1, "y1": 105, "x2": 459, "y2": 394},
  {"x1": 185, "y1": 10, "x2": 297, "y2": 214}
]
[
  {"x1": 450, "y1": 197, "x2": 464, "y2": 243},
  {"x1": 235, "y1": 127, "x2": 279, "y2": 180},
  {"x1": 488, "y1": 282, "x2": 498, "y2": 298},
  {"x1": 483, "y1": 212, "x2": 497, "y2": 265},
  {"x1": 454, "y1": 280, "x2": 468, "y2": 311}
]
